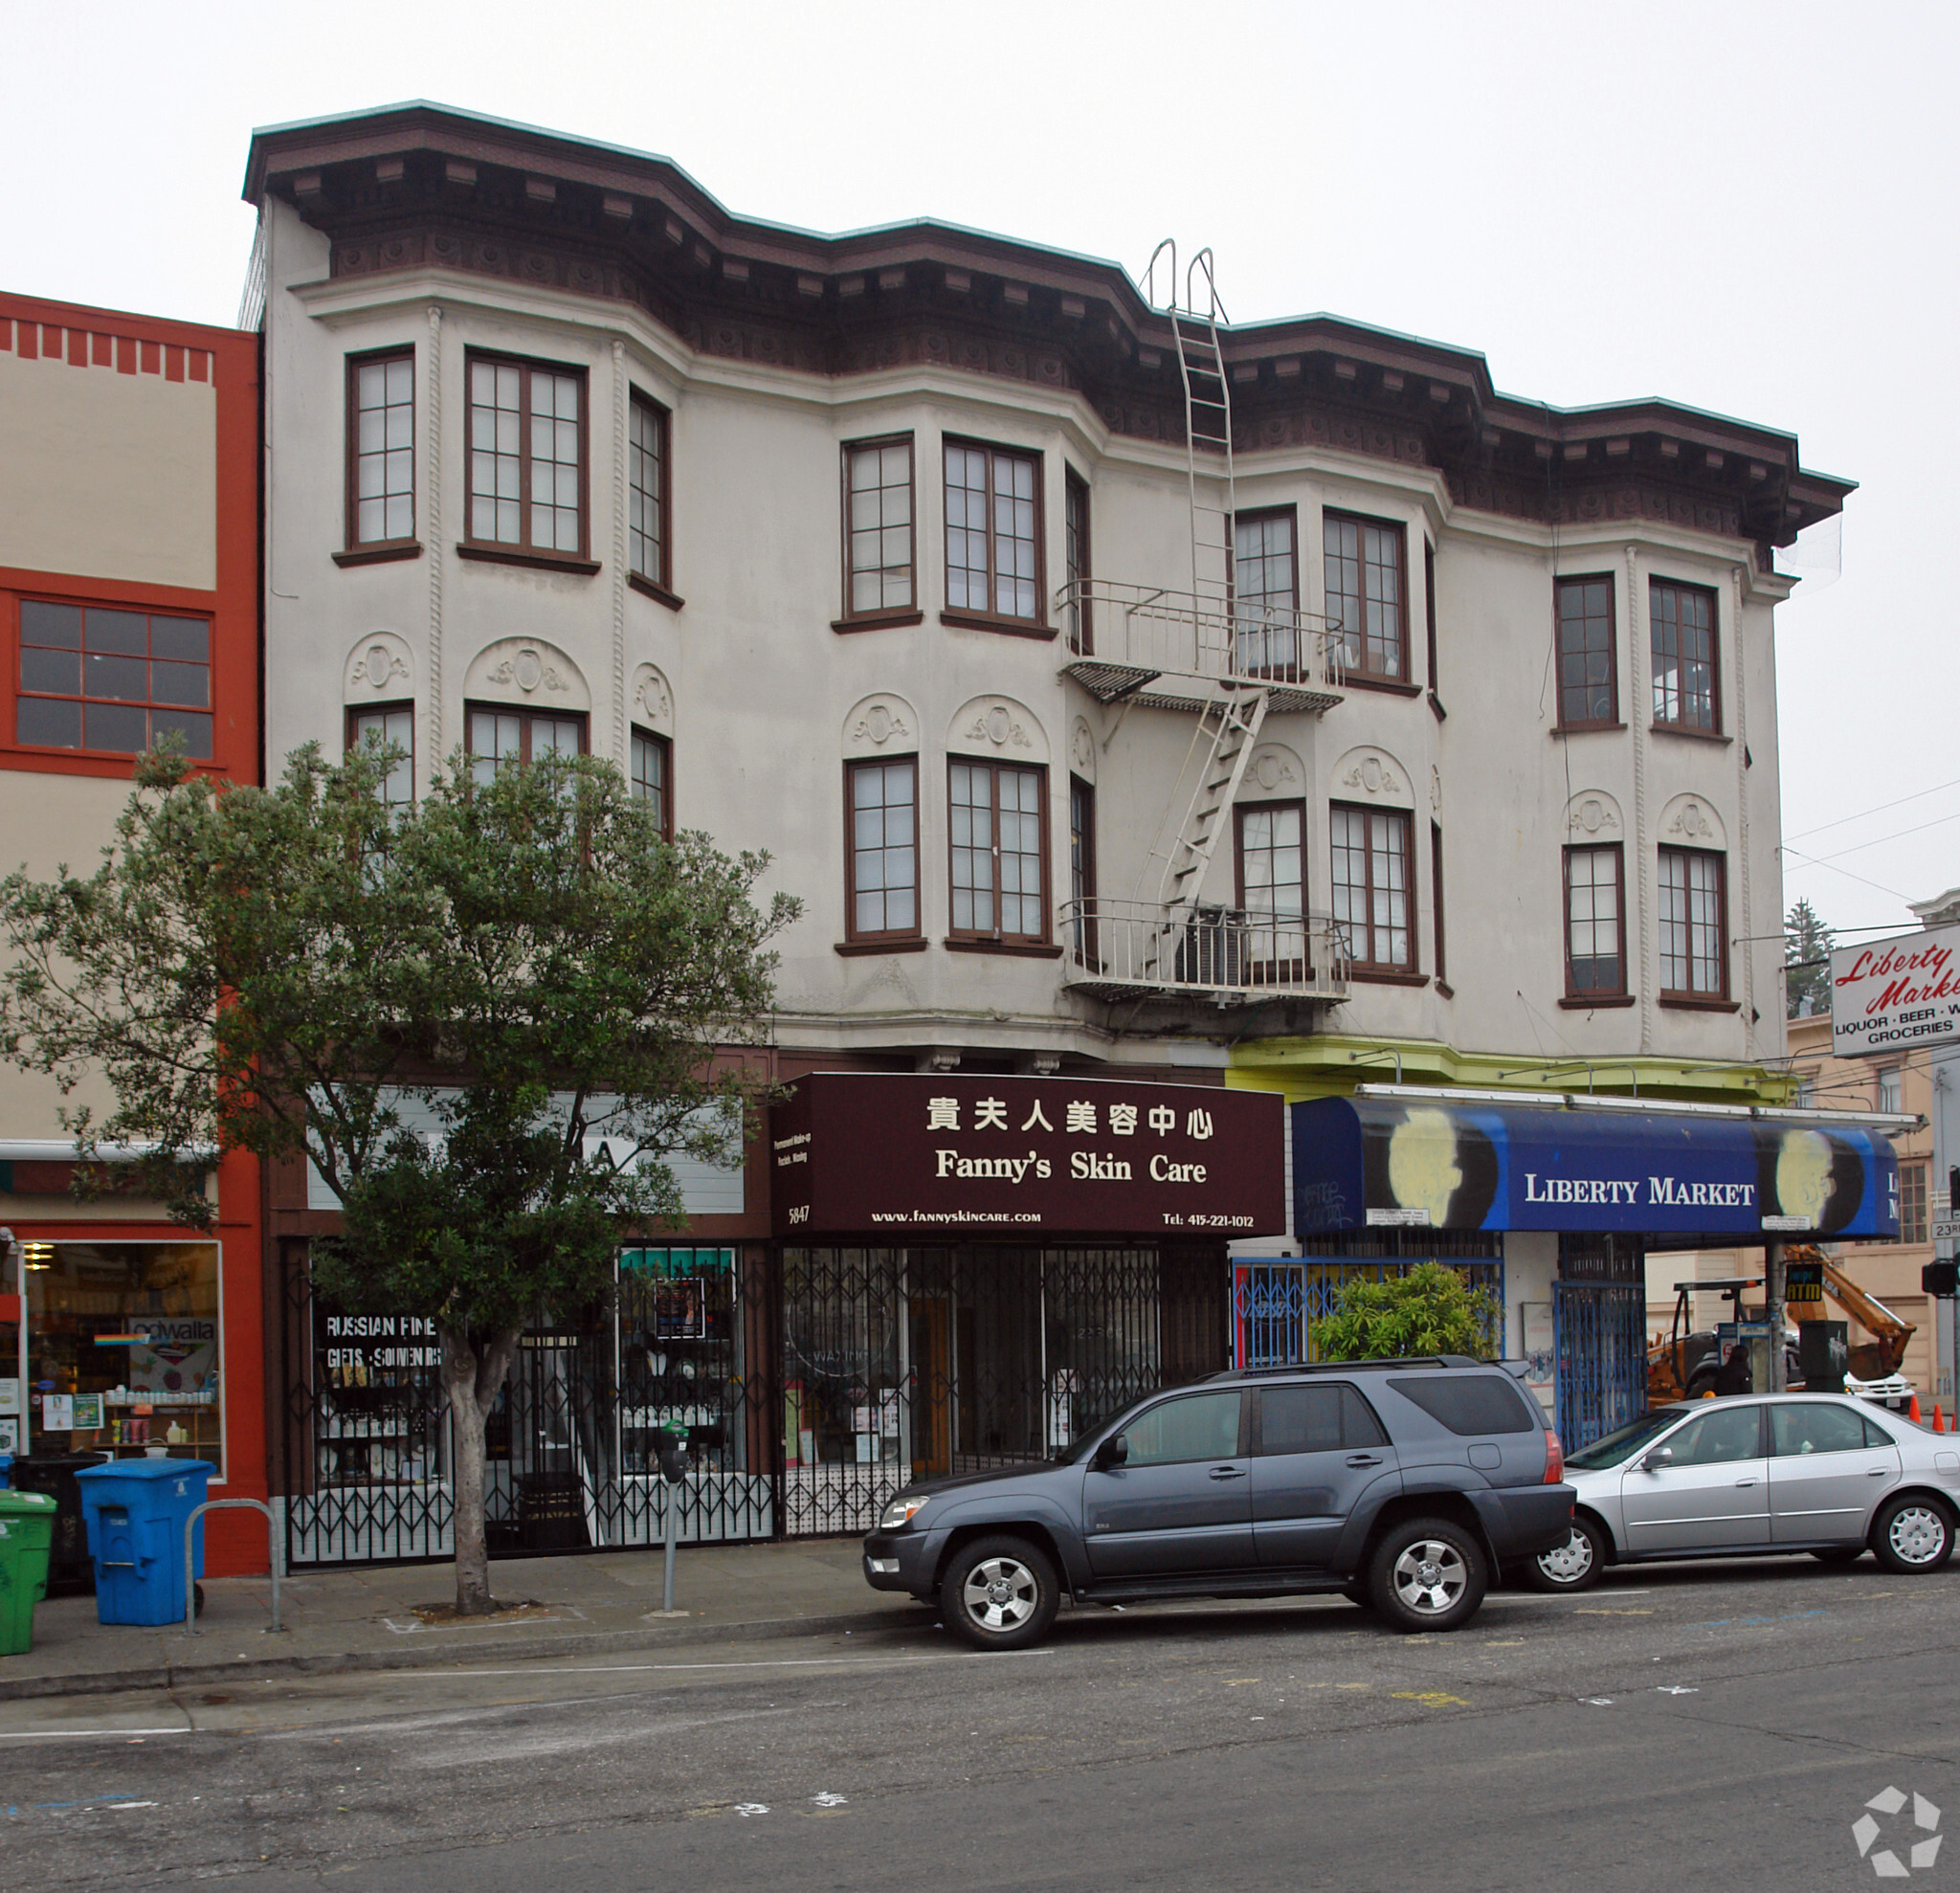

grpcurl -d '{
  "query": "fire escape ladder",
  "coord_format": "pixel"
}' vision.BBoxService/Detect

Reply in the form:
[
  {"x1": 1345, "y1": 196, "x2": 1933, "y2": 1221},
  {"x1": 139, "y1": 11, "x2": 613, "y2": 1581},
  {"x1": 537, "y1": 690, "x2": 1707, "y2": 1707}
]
[
  {"x1": 1138, "y1": 689, "x2": 1268, "y2": 977},
  {"x1": 1171, "y1": 246, "x2": 1236, "y2": 625}
]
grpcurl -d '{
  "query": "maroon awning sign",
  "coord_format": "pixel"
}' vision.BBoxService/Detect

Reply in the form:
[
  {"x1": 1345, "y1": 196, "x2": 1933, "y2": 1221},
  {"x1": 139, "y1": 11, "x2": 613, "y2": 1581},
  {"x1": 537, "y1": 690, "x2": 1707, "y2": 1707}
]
[{"x1": 770, "y1": 1073, "x2": 1285, "y2": 1237}]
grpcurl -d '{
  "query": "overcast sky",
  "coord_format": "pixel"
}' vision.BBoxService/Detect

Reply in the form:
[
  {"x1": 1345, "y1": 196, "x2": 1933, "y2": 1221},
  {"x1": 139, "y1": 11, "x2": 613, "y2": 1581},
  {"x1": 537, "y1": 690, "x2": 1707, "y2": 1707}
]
[{"x1": 7, "y1": 0, "x2": 1953, "y2": 943}]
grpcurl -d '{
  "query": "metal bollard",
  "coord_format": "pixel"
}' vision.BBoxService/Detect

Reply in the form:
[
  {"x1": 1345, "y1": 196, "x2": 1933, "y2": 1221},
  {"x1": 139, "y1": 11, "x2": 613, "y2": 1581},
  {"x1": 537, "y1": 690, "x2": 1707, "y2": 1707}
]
[{"x1": 184, "y1": 1498, "x2": 283, "y2": 1637}]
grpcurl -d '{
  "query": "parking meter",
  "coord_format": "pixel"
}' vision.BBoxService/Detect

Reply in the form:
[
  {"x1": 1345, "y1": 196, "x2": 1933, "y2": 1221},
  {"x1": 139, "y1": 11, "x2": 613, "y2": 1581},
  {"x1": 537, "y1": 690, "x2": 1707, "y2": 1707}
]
[{"x1": 656, "y1": 1418, "x2": 691, "y2": 1484}]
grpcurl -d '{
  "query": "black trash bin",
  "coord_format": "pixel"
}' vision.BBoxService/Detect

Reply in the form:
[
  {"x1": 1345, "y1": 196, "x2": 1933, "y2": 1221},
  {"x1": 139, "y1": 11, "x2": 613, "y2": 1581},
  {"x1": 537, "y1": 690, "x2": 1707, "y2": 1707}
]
[{"x1": 7, "y1": 1453, "x2": 108, "y2": 1596}]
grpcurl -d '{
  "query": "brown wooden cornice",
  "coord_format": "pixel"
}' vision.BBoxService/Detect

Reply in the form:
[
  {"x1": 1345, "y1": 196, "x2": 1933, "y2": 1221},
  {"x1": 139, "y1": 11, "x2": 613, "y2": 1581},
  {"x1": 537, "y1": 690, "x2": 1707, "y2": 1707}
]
[{"x1": 246, "y1": 103, "x2": 1853, "y2": 552}]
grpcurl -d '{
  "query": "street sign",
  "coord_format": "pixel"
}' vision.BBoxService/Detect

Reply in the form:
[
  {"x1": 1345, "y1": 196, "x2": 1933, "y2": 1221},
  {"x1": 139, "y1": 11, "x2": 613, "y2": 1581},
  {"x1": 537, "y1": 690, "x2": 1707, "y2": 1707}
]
[
  {"x1": 1831, "y1": 923, "x2": 1960, "y2": 1058},
  {"x1": 1933, "y1": 1218, "x2": 1960, "y2": 1242}
]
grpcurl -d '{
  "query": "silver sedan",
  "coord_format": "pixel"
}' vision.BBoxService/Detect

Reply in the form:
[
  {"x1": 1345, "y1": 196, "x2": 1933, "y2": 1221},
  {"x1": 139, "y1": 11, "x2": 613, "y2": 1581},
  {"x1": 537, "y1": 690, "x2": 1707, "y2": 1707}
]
[{"x1": 1525, "y1": 1393, "x2": 1960, "y2": 1592}]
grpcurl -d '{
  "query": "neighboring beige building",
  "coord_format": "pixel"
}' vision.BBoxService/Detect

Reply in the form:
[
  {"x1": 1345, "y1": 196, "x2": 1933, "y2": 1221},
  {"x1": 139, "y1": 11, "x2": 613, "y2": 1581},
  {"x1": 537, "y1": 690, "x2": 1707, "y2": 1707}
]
[{"x1": 1645, "y1": 1012, "x2": 1935, "y2": 1395}]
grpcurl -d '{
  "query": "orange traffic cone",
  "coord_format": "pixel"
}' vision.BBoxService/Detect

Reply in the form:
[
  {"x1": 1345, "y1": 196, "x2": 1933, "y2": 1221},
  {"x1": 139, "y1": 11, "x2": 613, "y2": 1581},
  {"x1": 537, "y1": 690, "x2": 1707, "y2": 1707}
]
[
  {"x1": 1909, "y1": 1392, "x2": 1923, "y2": 1425},
  {"x1": 1937, "y1": 1405, "x2": 1947, "y2": 1434}
]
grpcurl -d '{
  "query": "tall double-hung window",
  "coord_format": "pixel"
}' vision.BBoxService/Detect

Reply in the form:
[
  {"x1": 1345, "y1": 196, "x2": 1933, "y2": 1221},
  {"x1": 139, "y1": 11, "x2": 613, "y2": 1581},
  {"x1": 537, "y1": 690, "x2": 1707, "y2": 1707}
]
[{"x1": 466, "y1": 354, "x2": 588, "y2": 559}]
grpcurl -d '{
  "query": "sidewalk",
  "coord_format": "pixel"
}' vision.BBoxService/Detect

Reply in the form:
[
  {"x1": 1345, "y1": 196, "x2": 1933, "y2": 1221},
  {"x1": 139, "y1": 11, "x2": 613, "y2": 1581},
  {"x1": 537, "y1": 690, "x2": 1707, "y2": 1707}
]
[{"x1": 0, "y1": 1538, "x2": 920, "y2": 1701}]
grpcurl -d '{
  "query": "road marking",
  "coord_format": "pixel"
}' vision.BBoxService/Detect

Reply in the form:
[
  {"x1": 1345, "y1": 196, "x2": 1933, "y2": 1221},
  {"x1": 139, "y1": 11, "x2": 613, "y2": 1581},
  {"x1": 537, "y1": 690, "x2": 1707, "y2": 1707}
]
[
  {"x1": 1391, "y1": 1691, "x2": 1469, "y2": 1708},
  {"x1": 1691, "y1": 1609, "x2": 1828, "y2": 1628},
  {"x1": 392, "y1": 1651, "x2": 1054, "y2": 1680},
  {"x1": 0, "y1": 1729, "x2": 191, "y2": 1742},
  {"x1": 1658, "y1": 1686, "x2": 1700, "y2": 1695}
]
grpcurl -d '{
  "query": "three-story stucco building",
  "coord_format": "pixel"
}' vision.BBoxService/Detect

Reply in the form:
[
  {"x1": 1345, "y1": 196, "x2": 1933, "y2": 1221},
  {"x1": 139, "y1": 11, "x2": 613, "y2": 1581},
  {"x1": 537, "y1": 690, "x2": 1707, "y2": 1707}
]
[{"x1": 241, "y1": 102, "x2": 1864, "y2": 1562}]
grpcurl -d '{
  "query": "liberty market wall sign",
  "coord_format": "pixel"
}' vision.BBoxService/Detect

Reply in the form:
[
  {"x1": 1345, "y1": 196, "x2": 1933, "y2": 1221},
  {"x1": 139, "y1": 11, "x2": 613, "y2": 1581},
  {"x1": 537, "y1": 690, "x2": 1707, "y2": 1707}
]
[
  {"x1": 1832, "y1": 924, "x2": 1960, "y2": 1058},
  {"x1": 769, "y1": 1073, "x2": 1285, "y2": 1236}
]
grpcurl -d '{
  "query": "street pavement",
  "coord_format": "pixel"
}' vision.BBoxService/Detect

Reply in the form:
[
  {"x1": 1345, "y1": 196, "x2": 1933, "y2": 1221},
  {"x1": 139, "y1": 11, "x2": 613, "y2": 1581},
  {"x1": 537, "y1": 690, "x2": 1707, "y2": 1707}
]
[
  {"x1": 3, "y1": 1554, "x2": 1956, "y2": 1891},
  {"x1": 0, "y1": 1538, "x2": 908, "y2": 1700}
]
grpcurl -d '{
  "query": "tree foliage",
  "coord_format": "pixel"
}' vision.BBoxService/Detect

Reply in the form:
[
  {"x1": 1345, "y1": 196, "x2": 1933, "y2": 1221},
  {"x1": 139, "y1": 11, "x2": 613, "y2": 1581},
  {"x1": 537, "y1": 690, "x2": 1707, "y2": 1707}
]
[
  {"x1": 1308, "y1": 1261, "x2": 1499, "y2": 1363},
  {"x1": 0, "y1": 740, "x2": 798, "y2": 1608},
  {"x1": 1785, "y1": 897, "x2": 1837, "y2": 1019}
]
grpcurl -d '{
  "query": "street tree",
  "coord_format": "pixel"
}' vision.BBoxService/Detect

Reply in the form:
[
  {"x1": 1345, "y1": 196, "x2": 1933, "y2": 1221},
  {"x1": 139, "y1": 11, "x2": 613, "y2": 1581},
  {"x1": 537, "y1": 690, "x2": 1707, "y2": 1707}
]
[
  {"x1": 0, "y1": 741, "x2": 797, "y2": 1612},
  {"x1": 1309, "y1": 1261, "x2": 1499, "y2": 1363},
  {"x1": 1785, "y1": 897, "x2": 1838, "y2": 1019}
]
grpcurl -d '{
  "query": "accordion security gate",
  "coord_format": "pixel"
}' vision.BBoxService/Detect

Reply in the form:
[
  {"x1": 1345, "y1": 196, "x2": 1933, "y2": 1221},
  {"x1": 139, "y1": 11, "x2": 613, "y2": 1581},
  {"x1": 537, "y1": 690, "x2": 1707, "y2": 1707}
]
[
  {"x1": 1551, "y1": 1281, "x2": 1648, "y2": 1452},
  {"x1": 278, "y1": 1238, "x2": 1227, "y2": 1568}
]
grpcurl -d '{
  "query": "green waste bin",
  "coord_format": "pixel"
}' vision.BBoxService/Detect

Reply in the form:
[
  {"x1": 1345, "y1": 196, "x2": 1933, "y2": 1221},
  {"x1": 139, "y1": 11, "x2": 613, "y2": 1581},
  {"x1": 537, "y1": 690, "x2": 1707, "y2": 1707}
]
[{"x1": 0, "y1": 1489, "x2": 57, "y2": 1656}]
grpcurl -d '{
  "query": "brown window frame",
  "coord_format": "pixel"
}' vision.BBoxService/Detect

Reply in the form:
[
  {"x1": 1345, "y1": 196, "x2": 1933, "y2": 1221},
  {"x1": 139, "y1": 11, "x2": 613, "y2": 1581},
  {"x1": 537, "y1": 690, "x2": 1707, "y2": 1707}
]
[
  {"x1": 838, "y1": 434, "x2": 918, "y2": 628},
  {"x1": 947, "y1": 756, "x2": 1051, "y2": 946},
  {"x1": 1658, "y1": 844, "x2": 1728, "y2": 1001},
  {"x1": 1650, "y1": 577, "x2": 1721, "y2": 734},
  {"x1": 1431, "y1": 819, "x2": 1447, "y2": 989},
  {"x1": 14, "y1": 595, "x2": 215, "y2": 761},
  {"x1": 463, "y1": 702, "x2": 590, "y2": 781},
  {"x1": 1556, "y1": 573, "x2": 1620, "y2": 730},
  {"x1": 344, "y1": 346, "x2": 417, "y2": 555},
  {"x1": 628, "y1": 390, "x2": 672, "y2": 601},
  {"x1": 844, "y1": 754, "x2": 923, "y2": 946},
  {"x1": 1424, "y1": 540, "x2": 1441, "y2": 712},
  {"x1": 1068, "y1": 772, "x2": 1097, "y2": 966},
  {"x1": 1562, "y1": 843, "x2": 1628, "y2": 1000},
  {"x1": 345, "y1": 700, "x2": 416, "y2": 807},
  {"x1": 1898, "y1": 1160, "x2": 1928, "y2": 1245},
  {"x1": 631, "y1": 724, "x2": 673, "y2": 841},
  {"x1": 462, "y1": 350, "x2": 592, "y2": 568},
  {"x1": 1063, "y1": 467, "x2": 1092, "y2": 654},
  {"x1": 1236, "y1": 798, "x2": 1308, "y2": 983},
  {"x1": 1324, "y1": 508, "x2": 1410, "y2": 685},
  {"x1": 1232, "y1": 505, "x2": 1302, "y2": 679},
  {"x1": 942, "y1": 436, "x2": 1047, "y2": 633},
  {"x1": 1329, "y1": 802, "x2": 1414, "y2": 974}
]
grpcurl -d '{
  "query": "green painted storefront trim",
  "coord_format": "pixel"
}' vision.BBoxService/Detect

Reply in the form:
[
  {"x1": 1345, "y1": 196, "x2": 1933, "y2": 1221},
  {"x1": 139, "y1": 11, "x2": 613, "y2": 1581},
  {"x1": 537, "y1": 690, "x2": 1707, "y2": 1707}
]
[{"x1": 1223, "y1": 1035, "x2": 1796, "y2": 1108}]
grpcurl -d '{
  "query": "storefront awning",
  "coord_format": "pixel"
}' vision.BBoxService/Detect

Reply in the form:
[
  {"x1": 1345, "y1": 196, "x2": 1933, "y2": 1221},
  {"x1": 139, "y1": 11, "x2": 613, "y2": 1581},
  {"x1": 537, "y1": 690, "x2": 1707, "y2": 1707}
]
[{"x1": 1292, "y1": 1094, "x2": 1899, "y2": 1240}]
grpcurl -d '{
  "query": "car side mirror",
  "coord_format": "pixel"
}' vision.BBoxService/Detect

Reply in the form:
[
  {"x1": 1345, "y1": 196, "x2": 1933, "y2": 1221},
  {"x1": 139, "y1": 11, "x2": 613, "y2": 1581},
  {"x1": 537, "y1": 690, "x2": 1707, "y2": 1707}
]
[
  {"x1": 1641, "y1": 1445, "x2": 1674, "y2": 1471},
  {"x1": 1096, "y1": 1434, "x2": 1128, "y2": 1470}
]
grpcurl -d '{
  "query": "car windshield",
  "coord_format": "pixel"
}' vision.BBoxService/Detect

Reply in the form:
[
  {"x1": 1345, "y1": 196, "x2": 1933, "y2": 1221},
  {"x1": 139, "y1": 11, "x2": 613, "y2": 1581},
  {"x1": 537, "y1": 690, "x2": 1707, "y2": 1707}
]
[{"x1": 1565, "y1": 1407, "x2": 1690, "y2": 1470}]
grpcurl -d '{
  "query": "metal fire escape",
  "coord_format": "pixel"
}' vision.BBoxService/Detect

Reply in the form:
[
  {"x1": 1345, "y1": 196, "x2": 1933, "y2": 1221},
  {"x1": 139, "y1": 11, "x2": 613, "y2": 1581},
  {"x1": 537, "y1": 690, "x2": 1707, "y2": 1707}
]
[{"x1": 1058, "y1": 244, "x2": 1349, "y2": 1005}]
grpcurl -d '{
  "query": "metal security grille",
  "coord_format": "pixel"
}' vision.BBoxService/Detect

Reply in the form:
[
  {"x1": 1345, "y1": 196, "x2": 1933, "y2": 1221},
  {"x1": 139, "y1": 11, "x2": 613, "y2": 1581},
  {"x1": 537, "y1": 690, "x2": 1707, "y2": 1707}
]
[
  {"x1": 278, "y1": 1242, "x2": 775, "y2": 1570},
  {"x1": 779, "y1": 1243, "x2": 1226, "y2": 1538},
  {"x1": 278, "y1": 1238, "x2": 1229, "y2": 1566},
  {"x1": 1231, "y1": 1251, "x2": 1504, "y2": 1369},
  {"x1": 1552, "y1": 1281, "x2": 1648, "y2": 1450}
]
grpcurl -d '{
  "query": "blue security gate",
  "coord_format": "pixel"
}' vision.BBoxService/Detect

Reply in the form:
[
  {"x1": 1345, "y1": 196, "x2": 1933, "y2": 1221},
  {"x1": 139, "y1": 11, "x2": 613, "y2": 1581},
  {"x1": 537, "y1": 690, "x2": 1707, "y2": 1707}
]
[
  {"x1": 1552, "y1": 1281, "x2": 1647, "y2": 1451},
  {"x1": 1233, "y1": 1255, "x2": 1504, "y2": 1370}
]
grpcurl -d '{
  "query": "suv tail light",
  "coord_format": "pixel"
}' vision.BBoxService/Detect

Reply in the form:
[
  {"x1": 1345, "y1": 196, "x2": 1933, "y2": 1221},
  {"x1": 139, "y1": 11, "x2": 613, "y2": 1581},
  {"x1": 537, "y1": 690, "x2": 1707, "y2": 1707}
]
[{"x1": 1543, "y1": 1429, "x2": 1565, "y2": 1483}]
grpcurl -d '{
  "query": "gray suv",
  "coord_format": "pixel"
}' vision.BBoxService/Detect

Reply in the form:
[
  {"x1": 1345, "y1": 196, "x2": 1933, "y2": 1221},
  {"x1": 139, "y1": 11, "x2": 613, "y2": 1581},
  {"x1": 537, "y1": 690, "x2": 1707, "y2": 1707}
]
[{"x1": 861, "y1": 1356, "x2": 1575, "y2": 1649}]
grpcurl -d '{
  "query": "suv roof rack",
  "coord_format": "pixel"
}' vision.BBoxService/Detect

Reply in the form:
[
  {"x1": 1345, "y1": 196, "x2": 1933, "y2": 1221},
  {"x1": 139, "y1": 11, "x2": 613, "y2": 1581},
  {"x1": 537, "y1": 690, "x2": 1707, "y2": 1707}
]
[{"x1": 1210, "y1": 1355, "x2": 1485, "y2": 1380}]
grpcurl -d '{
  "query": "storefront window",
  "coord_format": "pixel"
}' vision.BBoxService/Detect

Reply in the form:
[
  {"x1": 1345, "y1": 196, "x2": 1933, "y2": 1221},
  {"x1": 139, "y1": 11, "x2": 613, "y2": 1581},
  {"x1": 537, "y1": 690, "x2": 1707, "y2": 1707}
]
[
  {"x1": 11, "y1": 1241, "x2": 223, "y2": 1474},
  {"x1": 315, "y1": 1309, "x2": 447, "y2": 1490},
  {"x1": 616, "y1": 1248, "x2": 743, "y2": 1479}
]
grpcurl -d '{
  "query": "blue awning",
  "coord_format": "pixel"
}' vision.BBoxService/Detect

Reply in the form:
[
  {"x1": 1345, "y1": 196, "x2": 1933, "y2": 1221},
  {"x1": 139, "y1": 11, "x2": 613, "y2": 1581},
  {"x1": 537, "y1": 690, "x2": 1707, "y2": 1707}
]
[{"x1": 1292, "y1": 1097, "x2": 1898, "y2": 1240}]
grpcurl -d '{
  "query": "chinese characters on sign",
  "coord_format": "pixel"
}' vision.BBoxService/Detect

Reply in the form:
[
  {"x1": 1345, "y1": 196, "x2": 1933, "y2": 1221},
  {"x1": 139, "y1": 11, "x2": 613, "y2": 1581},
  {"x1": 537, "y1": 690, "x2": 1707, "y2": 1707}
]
[
  {"x1": 923, "y1": 1095, "x2": 1214, "y2": 1141},
  {"x1": 770, "y1": 1074, "x2": 1282, "y2": 1236}
]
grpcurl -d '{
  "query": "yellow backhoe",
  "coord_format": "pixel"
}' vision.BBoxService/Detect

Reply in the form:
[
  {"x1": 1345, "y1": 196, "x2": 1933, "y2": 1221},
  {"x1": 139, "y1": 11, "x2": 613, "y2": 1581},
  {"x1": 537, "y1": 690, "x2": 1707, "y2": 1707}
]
[{"x1": 1647, "y1": 1243, "x2": 1916, "y2": 1405}]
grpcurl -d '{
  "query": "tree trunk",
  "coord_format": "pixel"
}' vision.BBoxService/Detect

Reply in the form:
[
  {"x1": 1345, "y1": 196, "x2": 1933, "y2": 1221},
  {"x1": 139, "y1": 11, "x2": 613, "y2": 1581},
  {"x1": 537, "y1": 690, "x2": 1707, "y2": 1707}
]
[{"x1": 440, "y1": 1322, "x2": 522, "y2": 1615}]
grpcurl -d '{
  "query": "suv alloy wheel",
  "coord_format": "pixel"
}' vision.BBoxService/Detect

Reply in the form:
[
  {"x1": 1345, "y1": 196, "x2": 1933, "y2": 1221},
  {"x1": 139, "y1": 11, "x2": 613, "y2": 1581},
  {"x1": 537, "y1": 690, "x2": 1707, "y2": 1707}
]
[
  {"x1": 940, "y1": 1535, "x2": 1061, "y2": 1651},
  {"x1": 1368, "y1": 1517, "x2": 1488, "y2": 1632}
]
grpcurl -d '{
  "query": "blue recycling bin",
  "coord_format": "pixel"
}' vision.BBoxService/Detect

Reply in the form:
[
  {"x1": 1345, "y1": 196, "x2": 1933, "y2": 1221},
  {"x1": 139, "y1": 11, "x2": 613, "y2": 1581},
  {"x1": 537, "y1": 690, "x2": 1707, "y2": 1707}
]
[
  {"x1": 75, "y1": 1459, "x2": 214, "y2": 1626},
  {"x1": 0, "y1": 1453, "x2": 11, "y2": 1489}
]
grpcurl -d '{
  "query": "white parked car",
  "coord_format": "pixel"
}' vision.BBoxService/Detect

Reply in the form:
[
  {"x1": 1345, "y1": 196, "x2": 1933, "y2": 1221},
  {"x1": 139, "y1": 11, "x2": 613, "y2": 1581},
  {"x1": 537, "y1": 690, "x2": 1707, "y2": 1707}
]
[{"x1": 1526, "y1": 1393, "x2": 1960, "y2": 1592}]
